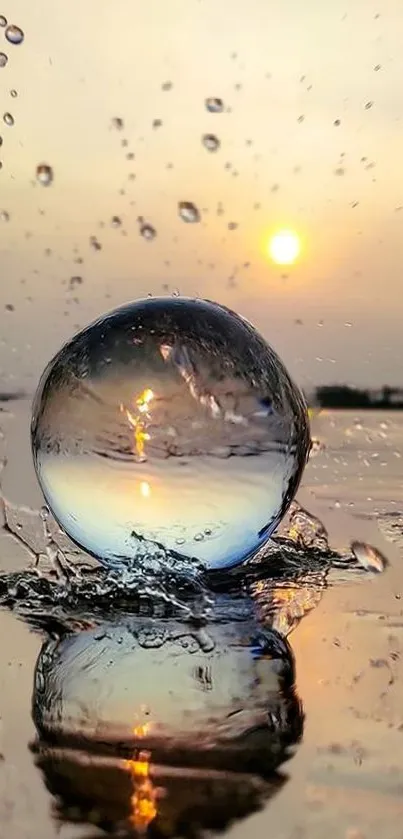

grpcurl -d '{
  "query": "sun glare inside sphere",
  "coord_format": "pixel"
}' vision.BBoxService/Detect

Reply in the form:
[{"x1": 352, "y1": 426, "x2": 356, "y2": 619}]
[{"x1": 268, "y1": 230, "x2": 301, "y2": 266}]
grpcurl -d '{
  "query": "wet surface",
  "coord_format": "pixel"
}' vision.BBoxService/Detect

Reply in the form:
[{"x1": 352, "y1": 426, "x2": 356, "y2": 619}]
[{"x1": 1, "y1": 401, "x2": 403, "y2": 838}]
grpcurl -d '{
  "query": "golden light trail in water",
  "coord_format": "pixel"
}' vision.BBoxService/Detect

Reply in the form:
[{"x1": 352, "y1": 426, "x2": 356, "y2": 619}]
[{"x1": 127, "y1": 723, "x2": 159, "y2": 833}]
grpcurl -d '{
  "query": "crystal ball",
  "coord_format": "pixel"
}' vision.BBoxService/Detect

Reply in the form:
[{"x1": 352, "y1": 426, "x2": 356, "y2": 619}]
[{"x1": 31, "y1": 297, "x2": 310, "y2": 571}]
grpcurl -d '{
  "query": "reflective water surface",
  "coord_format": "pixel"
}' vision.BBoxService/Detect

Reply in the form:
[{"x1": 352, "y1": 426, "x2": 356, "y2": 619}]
[{"x1": 0, "y1": 401, "x2": 402, "y2": 839}]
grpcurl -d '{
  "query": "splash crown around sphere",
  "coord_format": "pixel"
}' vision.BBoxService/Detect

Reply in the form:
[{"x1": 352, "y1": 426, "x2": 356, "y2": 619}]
[{"x1": 31, "y1": 297, "x2": 310, "y2": 572}]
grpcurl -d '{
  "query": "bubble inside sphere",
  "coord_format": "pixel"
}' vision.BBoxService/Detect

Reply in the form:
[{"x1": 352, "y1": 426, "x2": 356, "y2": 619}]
[{"x1": 31, "y1": 297, "x2": 310, "y2": 571}]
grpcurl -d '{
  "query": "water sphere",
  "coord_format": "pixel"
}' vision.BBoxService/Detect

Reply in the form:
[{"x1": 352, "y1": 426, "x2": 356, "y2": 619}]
[{"x1": 31, "y1": 297, "x2": 310, "y2": 572}]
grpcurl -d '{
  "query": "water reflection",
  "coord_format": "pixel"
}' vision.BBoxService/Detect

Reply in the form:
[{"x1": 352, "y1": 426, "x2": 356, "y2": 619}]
[{"x1": 31, "y1": 604, "x2": 303, "y2": 837}]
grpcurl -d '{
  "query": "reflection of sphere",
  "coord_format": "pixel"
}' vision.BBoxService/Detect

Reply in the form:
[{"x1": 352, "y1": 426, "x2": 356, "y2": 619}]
[
  {"x1": 31, "y1": 297, "x2": 310, "y2": 572},
  {"x1": 32, "y1": 615, "x2": 303, "y2": 836}
]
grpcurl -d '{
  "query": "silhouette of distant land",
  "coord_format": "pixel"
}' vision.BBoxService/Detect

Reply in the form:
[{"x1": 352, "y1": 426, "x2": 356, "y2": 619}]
[{"x1": 314, "y1": 385, "x2": 403, "y2": 410}]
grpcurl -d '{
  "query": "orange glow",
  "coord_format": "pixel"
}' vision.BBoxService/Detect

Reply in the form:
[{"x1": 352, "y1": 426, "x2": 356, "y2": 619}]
[
  {"x1": 121, "y1": 387, "x2": 154, "y2": 461},
  {"x1": 133, "y1": 722, "x2": 150, "y2": 738}
]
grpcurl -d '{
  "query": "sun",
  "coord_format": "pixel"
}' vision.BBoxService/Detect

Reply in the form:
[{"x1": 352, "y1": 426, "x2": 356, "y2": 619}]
[{"x1": 268, "y1": 230, "x2": 301, "y2": 266}]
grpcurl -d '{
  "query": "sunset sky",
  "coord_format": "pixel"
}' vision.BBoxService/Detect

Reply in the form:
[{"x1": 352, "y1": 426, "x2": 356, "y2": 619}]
[{"x1": 1, "y1": 0, "x2": 403, "y2": 393}]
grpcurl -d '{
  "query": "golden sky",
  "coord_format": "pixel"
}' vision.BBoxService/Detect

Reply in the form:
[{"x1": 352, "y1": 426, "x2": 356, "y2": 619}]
[{"x1": 1, "y1": 0, "x2": 403, "y2": 392}]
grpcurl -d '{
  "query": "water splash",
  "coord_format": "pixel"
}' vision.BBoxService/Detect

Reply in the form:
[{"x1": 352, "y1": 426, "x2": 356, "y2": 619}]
[{"x1": 0, "y1": 490, "x2": 382, "y2": 636}]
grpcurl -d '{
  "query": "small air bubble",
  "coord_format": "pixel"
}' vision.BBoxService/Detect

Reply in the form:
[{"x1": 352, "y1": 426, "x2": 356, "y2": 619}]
[
  {"x1": 205, "y1": 97, "x2": 224, "y2": 113},
  {"x1": 0, "y1": 15, "x2": 7, "y2": 27},
  {"x1": 374, "y1": 64, "x2": 381, "y2": 71},
  {"x1": 3, "y1": 112, "x2": 14, "y2": 126},
  {"x1": 0, "y1": 53, "x2": 8, "y2": 68},
  {"x1": 111, "y1": 117, "x2": 124, "y2": 130},
  {"x1": 40, "y1": 505, "x2": 49, "y2": 521},
  {"x1": 0, "y1": 209, "x2": 10, "y2": 222},
  {"x1": 111, "y1": 215, "x2": 121, "y2": 228},
  {"x1": 161, "y1": 81, "x2": 173, "y2": 91},
  {"x1": 202, "y1": 133, "x2": 220, "y2": 152},
  {"x1": 334, "y1": 118, "x2": 341, "y2": 126},
  {"x1": 5, "y1": 24, "x2": 24, "y2": 45},
  {"x1": 36, "y1": 163, "x2": 53, "y2": 186},
  {"x1": 10, "y1": 88, "x2": 17, "y2": 97},
  {"x1": 152, "y1": 118, "x2": 162, "y2": 129},
  {"x1": 364, "y1": 101, "x2": 374, "y2": 110},
  {"x1": 178, "y1": 201, "x2": 200, "y2": 223},
  {"x1": 297, "y1": 114, "x2": 305, "y2": 123}
]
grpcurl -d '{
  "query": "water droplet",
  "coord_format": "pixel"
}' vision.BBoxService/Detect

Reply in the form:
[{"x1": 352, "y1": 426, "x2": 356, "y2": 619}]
[
  {"x1": 202, "y1": 133, "x2": 220, "y2": 152},
  {"x1": 205, "y1": 97, "x2": 224, "y2": 113},
  {"x1": 31, "y1": 297, "x2": 310, "y2": 573},
  {"x1": 178, "y1": 201, "x2": 200, "y2": 223},
  {"x1": 10, "y1": 88, "x2": 17, "y2": 97},
  {"x1": 3, "y1": 112, "x2": 14, "y2": 126},
  {"x1": 0, "y1": 15, "x2": 7, "y2": 26},
  {"x1": 111, "y1": 215, "x2": 121, "y2": 228},
  {"x1": 0, "y1": 53, "x2": 8, "y2": 68},
  {"x1": 89, "y1": 235, "x2": 102, "y2": 251},
  {"x1": 139, "y1": 222, "x2": 156, "y2": 241},
  {"x1": 5, "y1": 24, "x2": 24, "y2": 45},
  {"x1": 36, "y1": 163, "x2": 53, "y2": 187},
  {"x1": 0, "y1": 209, "x2": 10, "y2": 222},
  {"x1": 351, "y1": 541, "x2": 386, "y2": 573}
]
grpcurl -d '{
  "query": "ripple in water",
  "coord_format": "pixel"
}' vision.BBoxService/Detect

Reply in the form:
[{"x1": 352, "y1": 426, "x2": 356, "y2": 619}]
[{"x1": 30, "y1": 297, "x2": 310, "y2": 573}]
